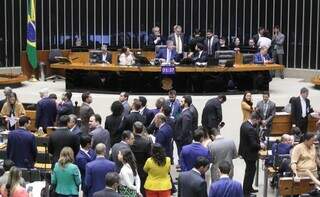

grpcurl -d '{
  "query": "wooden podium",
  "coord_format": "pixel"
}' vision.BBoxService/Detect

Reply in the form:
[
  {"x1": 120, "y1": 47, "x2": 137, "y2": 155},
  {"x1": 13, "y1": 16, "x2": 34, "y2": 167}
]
[{"x1": 278, "y1": 177, "x2": 314, "y2": 196}]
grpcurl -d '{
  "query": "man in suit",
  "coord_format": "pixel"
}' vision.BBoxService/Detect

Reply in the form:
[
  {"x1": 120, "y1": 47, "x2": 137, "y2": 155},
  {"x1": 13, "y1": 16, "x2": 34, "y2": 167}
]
[
  {"x1": 80, "y1": 92, "x2": 94, "y2": 134},
  {"x1": 139, "y1": 96, "x2": 154, "y2": 127},
  {"x1": 105, "y1": 101, "x2": 125, "y2": 146},
  {"x1": 75, "y1": 135, "x2": 96, "y2": 196},
  {"x1": 68, "y1": 114, "x2": 81, "y2": 137},
  {"x1": 121, "y1": 98, "x2": 146, "y2": 131},
  {"x1": 174, "y1": 95, "x2": 193, "y2": 156},
  {"x1": 168, "y1": 25, "x2": 185, "y2": 61},
  {"x1": 98, "y1": 45, "x2": 112, "y2": 63},
  {"x1": 253, "y1": 46, "x2": 273, "y2": 64},
  {"x1": 189, "y1": 29, "x2": 205, "y2": 53},
  {"x1": 239, "y1": 112, "x2": 265, "y2": 196},
  {"x1": 48, "y1": 115, "x2": 80, "y2": 167},
  {"x1": 85, "y1": 143, "x2": 116, "y2": 197},
  {"x1": 7, "y1": 116, "x2": 37, "y2": 168},
  {"x1": 191, "y1": 43, "x2": 208, "y2": 63},
  {"x1": 180, "y1": 127, "x2": 211, "y2": 171},
  {"x1": 155, "y1": 113, "x2": 173, "y2": 157},
  {"x1": 111, "y1": 130, "x2": 134, "y2": 171},
  {"x1": 131, "y1": 121, "x2": 152, "y2": 196},
  {"x1": 209, "y1": 161, "x2": 243, "y2": 197},
  {"x1": 119, "y1": 92, "x2": 130, "y2": 116},
  {"x1": 57, "y1": 91, "x2": 74, "y2": 119},
  {"x1": 208, "y1": 128, "x2": 237, "y2": 182},
  {"x1": 156, "y1": 40, "x2": 177, "y2": 64},
  {"x1": 35, "y1": 88, "x2": 57, "y2": 131},
  {"x1": 202, "y1": 95, "x2": 226, "y2": 130},
  {"x1": 255, "y1": 92, "x2": 276, "y2": 135},
  {"x1": 167, "y1": 89, "x2": 181, "y2": 120},
  {"x1": 204, "y1": 29, "x2": 220, "y2": 57},
  {"x1": 178, "y1": 156, "x2": 210, "y2": 197},
  {"x1": 89, "y1": 114, "x2": 111, "y2": 156},
  {"x1": 93, "y1": 172, "x2": 121, "y2": 197},
  {"x1": 252, "y1": 27, "x2": 265, "y2": 45},
  {"x1": 188, "y1": 96, "x2": 199, "y2": 132},
  {"x1": 148, "y1": 26, "x2": 166, "y2": 47},
  {"x1": 291, "y1": 87, "x2": 314, "y2": 133},
  {"x1": 272, "y1": 25, "x2": 285, "y2": 78}
]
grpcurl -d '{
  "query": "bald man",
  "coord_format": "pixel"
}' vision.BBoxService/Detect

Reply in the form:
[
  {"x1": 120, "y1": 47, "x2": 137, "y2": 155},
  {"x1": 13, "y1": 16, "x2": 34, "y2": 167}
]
[{"x1": 272, "y1": 134, "x2": 293, "y2": 156}]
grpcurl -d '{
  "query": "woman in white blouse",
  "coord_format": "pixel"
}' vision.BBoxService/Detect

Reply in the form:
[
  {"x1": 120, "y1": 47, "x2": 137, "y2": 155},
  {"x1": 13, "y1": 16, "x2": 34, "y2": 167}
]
[
  {"x1": 118, "y1": 149, "x2": 142, "y2": 197},
  {"x1": 119, "y1": 46, "x2": 135, "y2": 65}
]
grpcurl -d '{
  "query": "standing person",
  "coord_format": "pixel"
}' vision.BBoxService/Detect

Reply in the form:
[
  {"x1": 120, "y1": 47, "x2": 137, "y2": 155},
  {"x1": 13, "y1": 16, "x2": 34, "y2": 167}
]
[
  {"x1": 166, "y1": 89, "x2": 181, "y2": 120},
  {"x1": 187, "y1": 96, "x2": 198, "y2": 132},
  {"x1": 35, "y1": 88, "x2": 57, "y2": 131},
  {"x1": 121, "y1": 99, "x2": 146, "y2": 131},
  {"x1": 144, "y1": 143, "x2": 172, "y2": 197},
  {"x1": 241, "y1": 91, "x2": 254, "y2": 122},
  {"x1": 180, "y1": 128, "x2": 211, "y2": 172},
  {"x1": 1, "y1": 92, "x2": 26, "y2": 130},
  {"x1": 178, "y1": 156, "x2": 210, "y2": 197},
  {"x1": 79, "y1": 92, "x2": 94, "y2": 134},
  {"x1": 155, "y1": 113, "x2": 173, "y2": 158},
  {"x1": 0, "y1": 167, "x2": 28, "y2": 197},
  {"x1": 201, "y1": 95, "x2": 227, "y2": 130},
  {"x1": 93, "y1": 172, "x2": 121, "y2": 197},
  {"x1": 238, "y1": 112, "x2": 265, "y2": 196},
  {"x1": 6, "y1": 116, "x2": 37, "y2": 169},
  {"x1": 57, "y1": 91, "x2": 74, "y2": 119},
  {"x1": 252, "y1": 27, "x2": 265, "y2": 45},
  {"x1": 105, "y1": 101, "x2": 125, "y2": 146},
  {"x1": 89, "y1": 114, "x2": 111, "y2": 155},
  {"x1": 272, "y1": 25, "x2": 285, "y2": 78},
  {"x1": 255, "y1": 92, "x2": 276, "y2": 135},
  {"x1": 119, "y1": 92, "x2": 130, "y2": 116},
  {"x1": 139, "y1": 96, "x2": 154, "y2": 127},
  {"x1": 208, "y1": 128, "x2": 237, "y2": 182},
  {"x1": 209, "y1": 161, "x2": 243, "y2": 197},
  {"x1": 204, "y1": 29, "x2": 220, "y2": 57},
  {"x1": 85, "y1": 143, "x2": 116, "y2": 197},
  {"x1": 118, "y1": 149, "x2": 142, "y2": 197},
  {"x1": 67, "y1": 114, "x2": 81, "y2": 137},
  {"x1": 291, "y1": 87, "x2": 314, "y2": 134},
  {"x1": 51, "y1": 147, "x2": 81, "y2": 197},
  {"x1": 168, "y1": 25, "x2": 185, "y2": 61}
]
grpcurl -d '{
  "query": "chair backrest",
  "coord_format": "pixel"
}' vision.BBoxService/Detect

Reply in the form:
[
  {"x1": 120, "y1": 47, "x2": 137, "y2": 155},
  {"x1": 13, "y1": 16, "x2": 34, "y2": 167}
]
[
  {"x1": 215, "y1": 50, "x2": 236, "y2": 65},
  {"x1": 21, "y1": 168, "x2": 41, "y2": 183},
  {"x1": 242, "y1": 53, "x2": 254, "y2": 64}
]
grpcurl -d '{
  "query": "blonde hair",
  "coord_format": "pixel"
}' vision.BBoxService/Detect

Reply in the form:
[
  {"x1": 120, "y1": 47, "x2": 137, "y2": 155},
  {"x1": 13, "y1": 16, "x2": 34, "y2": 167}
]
[{"x1": 58, "y1": 147, "x2": 74, "y2": 167}]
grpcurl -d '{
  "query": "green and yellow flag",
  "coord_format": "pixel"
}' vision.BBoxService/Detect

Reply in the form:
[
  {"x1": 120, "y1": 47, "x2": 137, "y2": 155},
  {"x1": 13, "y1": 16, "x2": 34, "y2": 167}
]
[{"x1": 27, "y1": 0, "x2": 37, "y2": 69}]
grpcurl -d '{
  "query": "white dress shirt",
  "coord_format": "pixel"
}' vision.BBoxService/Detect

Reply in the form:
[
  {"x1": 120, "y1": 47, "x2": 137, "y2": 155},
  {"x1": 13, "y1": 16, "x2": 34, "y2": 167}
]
[
  {"x1": 175, "y1": 34, "x2": 183, "y2": 54},
  {"x1": 119, "y1": 53, "x2": 135, "y2": 65},
  {"x1": 300, "y1": 96, "x2": 307, "y2": 118}
]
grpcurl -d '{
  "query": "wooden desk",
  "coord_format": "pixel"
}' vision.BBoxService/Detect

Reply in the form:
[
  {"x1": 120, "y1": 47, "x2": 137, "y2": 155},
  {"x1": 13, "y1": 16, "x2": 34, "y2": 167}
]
[
  {"x1": 278, "y1": 177, "x2": 314, "y2": 196},
  {"x1": 311, "y1": 75, "x2": 320, "y2": 87}
]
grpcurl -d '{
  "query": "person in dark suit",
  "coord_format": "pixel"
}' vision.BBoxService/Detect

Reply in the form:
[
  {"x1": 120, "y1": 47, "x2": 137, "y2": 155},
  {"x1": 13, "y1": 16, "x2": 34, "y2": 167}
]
[
  {"x1": 188, "y1": 29, "x2": 205, "y2": 53},
  {"x1": 155, "y1": 113, "x2": 173, "y2": 157},
  {"x1": 209, "y1": 161, "x2": 243, "y2": 197},
  {"x1": 97, "y1": 45, "x2": 112, "y2": 63},
  {"x1": 168, "y1": 25, "x2": 185, "y2": 61},
  {"x1": 178, "y1": 156, "x2": 210, "y2": 197},
  {"x1": 79, "y1": 92, "x2": 95, "y2": 134},
  {"x1": 139, "y1": 96, "x2": 154, "y2": 127},
  {"x1": 35, "y1": 88, "x2": 57, "y2": 131},
  {"x1": 85, "y1": 143, "x2": 117, "y2": 197},
  {"x1": 105, "y1": 101, "x2": 125, "y2": 146},
  {"x1": 238, "y1": 112, "x2": 265, "y2": 196},
  {"x1": 131, "y1": 121, "x2": 152, "y2": 196},
  {"x1": 89, "y1": 114, "x2": 111, "y2": 157},
  {"x1": 204, "y1": 29, "x2": 220, "y2": 57},
  {"x1": 252, "y1": 27, "x2": 265, "y2": 45},
  {"x1": 148, "y1": 26, "x2": 166, "y2": 47},
  {"x1": 93, "y1": 172, "x2": 121, "y2": 197},
  {"x1": 255, "y1": 92, "x2": 276, "y2": 135},
  {"x1": 191, "y1": 43, "x2": 208, "y2": 63},
  {"x1": 291, "y1": 87, "x2": 314, "y2": 133},
  {"x1": 174, "y1": 95, "x2": 194, "y2": 156},
  {"x1": 75, "y1": 135, "x2": 96, "y2": 196},
  {"x1": 48, "y1": 115, "x2": 80, "y2": 167},
  {"x1": 68, "y1": 114, "x2": 81, "y2": 137},
  {"x1": 253, "y1": 46, "x2": 273, "y2": 64},
  {"x1": 188, "y1": 96, "x2": 199, "y2": 132},
  {"x1": 180, "y1": 127, "x2": 211, "y2": 171},
  {"x1": 111, "y1": 130, "x2": 135, "y2": 172},
  {"x1": 201, "y1": 95, "x2": 226, "y2": 130},
  {"x1": 119, "y1": 92, "x2": 130, "y2": 116},
  {"x1": 167, "y1": 89, "x2": 181, "y2": 120},
  {"x1": 6, "y1": 116, "x2": 37, "y2": 168},
  {"x1": 156, "y1": 40, "x2": 177, "y2": 64},
  {"x1": 121, "y1": 99, "x2": 146, "y2": 131},
  {"x1": 57, "y1": 91, "x2": 74, "y2": 119}
]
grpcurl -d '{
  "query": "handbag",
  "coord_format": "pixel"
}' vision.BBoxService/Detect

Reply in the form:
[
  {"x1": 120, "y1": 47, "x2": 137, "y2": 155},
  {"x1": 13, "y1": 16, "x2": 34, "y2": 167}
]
[{"x1": 118, "y1": 185, "x2": 137, "y2": 197}]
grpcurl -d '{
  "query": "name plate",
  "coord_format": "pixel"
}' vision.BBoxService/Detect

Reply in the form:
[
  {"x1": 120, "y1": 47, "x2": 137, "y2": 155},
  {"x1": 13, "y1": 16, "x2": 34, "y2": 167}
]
[{"x1": 161, "y1": 65, "x2": 176, "y2": 75}]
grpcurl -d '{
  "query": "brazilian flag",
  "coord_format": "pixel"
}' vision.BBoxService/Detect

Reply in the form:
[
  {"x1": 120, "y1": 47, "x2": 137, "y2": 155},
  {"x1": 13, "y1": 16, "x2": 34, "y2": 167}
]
[{"x1": 27, "y1": 0, "x2": 37, "y2": 69}]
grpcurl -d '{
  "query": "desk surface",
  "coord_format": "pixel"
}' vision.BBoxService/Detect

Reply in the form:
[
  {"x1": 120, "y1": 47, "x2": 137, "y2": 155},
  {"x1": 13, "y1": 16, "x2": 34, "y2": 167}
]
[{"x1": 51, "y1": 63, "x2": 284, "y2": 73}]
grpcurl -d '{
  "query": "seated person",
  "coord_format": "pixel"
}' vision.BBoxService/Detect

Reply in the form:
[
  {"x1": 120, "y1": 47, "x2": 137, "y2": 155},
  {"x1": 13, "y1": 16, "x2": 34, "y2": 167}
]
[
  {"x1": 98, "y1": 45, "x2": 112, "y2": 64},
  {"x1": 119, "y1": 46, "x2": 135, "y2": 65},
  {"x1": 230, "y1": 37, "x2": 241, "y2": 52},
  {"x1": 71, "y1": 38, "x2": 89, "y2": 52},
  {"x1": 272, "y1": 134, "x2": 293, "y2": 156},
  {"x1": 188, "y1": 29, "x2": 205, "y2": 53},
  {"x1": 240, "y1": 38, "x2": 258, "y2": 54},
  {"x1": 148, "y1": 26, "x2": 166, "y2": 46},
  {"x1": 218, "y1": 37, "x2": 229, "y2": 50},
  {"x1": 156, "y1": 40, "x2": 177, "y2": 64},
  {"x1": 190, "y1": 43, "x2": 208, "y2": 63},
  {"x1": 253, "y1": 46, "x2": 273, "y2": 64}
]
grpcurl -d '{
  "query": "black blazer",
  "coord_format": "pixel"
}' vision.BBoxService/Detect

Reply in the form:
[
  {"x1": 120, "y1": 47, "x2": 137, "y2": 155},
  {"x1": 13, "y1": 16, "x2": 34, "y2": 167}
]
[
  {"x1": 121, "y1": 112, "x2": 146, "y2": 131},
  {"x1": 291, "y1": 96, "x2": 313, "y2": 125},
  {"x1": 201, "y1": 98, "x2": 223, "y2": 130},
  {"x1": 148, "y1": 34, "x2": 166, "y2": 46},
  {"x1": 97, "y1": 52, "x2": 112, "y2": 63},
  {"x1": 189, "y1": 104, "x2": 199, "y2": 131},
  {"x1": 203, "y1": 37, "x2": 220, "y2": 56},
  {"x1": 105, "y1": 114, "x2": 124, "y2": 146},
  {"x1": 178, "y1": 170, "x2": 208, "y2": 197},
  {"x1": 174, "y1": 108, "x2": 193, "y2": 144},
  {"x1": 141, "y1": 107, "x2": 154, "y2": 127},
  {"x1": 93, "y1": 188, "x2": 121, "y2": 197},
  {"x1": 191, "y1": 51, "x2": 208, "y2": 63},
  {"x1": 79, "y1": 103, "x2": 95, "y2": 134},
  {"x1": 238, "y1": 121, "x2": 261, "y2": 161},
  {"x1": 48, "y1": 128, "x2": 80, "y2": 165}
]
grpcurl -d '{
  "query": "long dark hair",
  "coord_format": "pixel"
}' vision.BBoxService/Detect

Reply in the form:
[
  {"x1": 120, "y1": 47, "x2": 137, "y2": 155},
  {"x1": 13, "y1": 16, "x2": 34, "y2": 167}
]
[
  {"x1": 242, "y1": 91, "x2": 253, "y2": 109},
  {"x1": 151, "y1": 143, "x2": 166, "y2": 166},
  {"x1": 122, "y1": 149, "x2": 137, "y2": 176}
]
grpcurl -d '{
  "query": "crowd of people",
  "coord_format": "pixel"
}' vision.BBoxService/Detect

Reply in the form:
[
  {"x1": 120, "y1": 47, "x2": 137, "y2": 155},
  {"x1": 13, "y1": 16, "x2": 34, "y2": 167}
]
[{"x1": 0, "y1": 84, "x2": 319, "y2": 197}]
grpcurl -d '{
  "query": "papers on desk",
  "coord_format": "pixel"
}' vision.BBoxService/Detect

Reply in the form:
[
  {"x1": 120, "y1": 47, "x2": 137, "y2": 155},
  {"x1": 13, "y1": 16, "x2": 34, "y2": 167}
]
[
  {"x1": 8, "y1": 114, "x2": 17, "y2": 127},
  {"x1": 276, "y1": 112, "x2": 290, "y2": 115}
]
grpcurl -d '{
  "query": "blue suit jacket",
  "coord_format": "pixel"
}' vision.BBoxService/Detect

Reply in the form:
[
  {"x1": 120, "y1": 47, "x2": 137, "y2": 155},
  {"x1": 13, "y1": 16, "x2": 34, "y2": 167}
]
[
  {"x1": 156, "y1": 48, "x2": 177, "y2": 62},
  {"x1": 57, "y1": 100, "x2": 74, "y2": 117},
  {"x1": 166, "y1": 99, "x2": 181, "y2": 119},
  {"x1": 253, "y1": 52, "x2": 272, "y2": 64},
  {"x1": 36, "y1": 97, "x2": 57, "y2": 129},
  {"x1": 7, "y1": 128, "x2": 37, "y2": 168},
  {"x1": 85, "y1": 157, "x2": 116, "y2": 197},
  {"x1": 75, "y1": 149, "x2": 96, "y2": 192},
  {"x1": 180, "y1": 143, "x2": 211, "y2": 171},
  {"x1": 155, "y1": 123, "x2": 173, "y2": 157},
  {"x1": 209, "y1": 177, "x2": 243, "y2": 197}
]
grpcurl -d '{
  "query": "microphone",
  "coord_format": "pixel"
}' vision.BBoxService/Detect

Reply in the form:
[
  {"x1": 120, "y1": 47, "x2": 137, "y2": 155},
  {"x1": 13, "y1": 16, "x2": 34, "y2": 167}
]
[{"x1": 75, "y1": 101, "x2": 78, "y2": 107}]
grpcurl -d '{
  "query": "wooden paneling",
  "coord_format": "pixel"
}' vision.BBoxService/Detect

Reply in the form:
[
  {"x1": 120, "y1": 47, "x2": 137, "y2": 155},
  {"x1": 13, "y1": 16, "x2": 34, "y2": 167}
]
[
  {"x1": 26, "y1": 110, "x2": 36, "y2": 132},
  {"x1": 311, "y1": 75, "x2": 320, "y2": 86}
]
